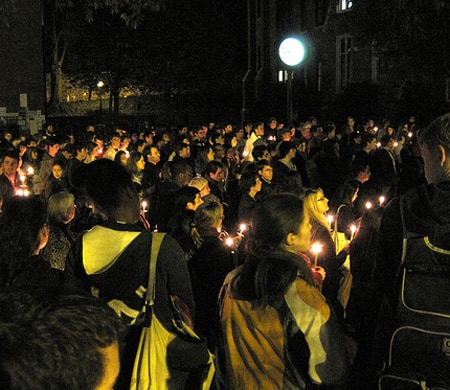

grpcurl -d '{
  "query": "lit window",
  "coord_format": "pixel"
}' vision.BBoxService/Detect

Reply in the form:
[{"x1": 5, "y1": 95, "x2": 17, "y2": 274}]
[
  {"x1": 278, "y1": 70, "x2": 288, "y2": 83},
  {"x1": 337, "y1": 0, "x2": 353, "y2": 13},
  {"x1": 336, "y1": 34, "x2": 353, "y2": 91}
]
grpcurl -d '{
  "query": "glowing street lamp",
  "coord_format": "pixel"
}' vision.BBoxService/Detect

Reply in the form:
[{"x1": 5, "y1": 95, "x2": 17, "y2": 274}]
[
  {"x1": 279, "y1": 37, "x2": 306, "y2": 124},
  {"x1": 97, "y1": 81, "x2": 104, "y2": 115}
]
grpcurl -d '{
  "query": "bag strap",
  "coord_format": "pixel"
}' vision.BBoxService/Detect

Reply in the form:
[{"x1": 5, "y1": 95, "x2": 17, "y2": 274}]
[
  {"x1": 334, "y1": 204, "x2": 346, "y2": 233},
  {"x1": 145, "y1": 232, "x2": 166, "y2": 306}
]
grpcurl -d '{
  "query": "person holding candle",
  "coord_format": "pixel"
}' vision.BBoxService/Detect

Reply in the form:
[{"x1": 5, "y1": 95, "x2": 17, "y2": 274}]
[
  {"x1": 167, "y1": 186, "x2": 204, "y2": 258},
  {"x1": 302, "y1": 187, "x2": 350, "y2": 320},
  {"x1": 0, "y1": 150, "x2": 20, "y2": 202},
  {"x1": 126, "y1": 151, "x2": 146, "y2": 185},
  {"x1": 238, "y1": 169, "x2": 262, "y2": 225},
  {"x1": 220, "y1": 194, "x2": 355, "y2": 389},
  {"x1": 189, "y1": 201, "x2": 235, "y2": 387},
  {"x1": 330, "y1": 179, "x2": 360, "y2": 240}
]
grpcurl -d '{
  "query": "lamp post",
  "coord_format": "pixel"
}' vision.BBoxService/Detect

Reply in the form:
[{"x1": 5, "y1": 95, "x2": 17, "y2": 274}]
[
  {"x1": 278, "y1": 37, "x2": 306, "y2": 124},
  {"x1": 97, "y1": 81, "x2": 104, "y2": 115}
]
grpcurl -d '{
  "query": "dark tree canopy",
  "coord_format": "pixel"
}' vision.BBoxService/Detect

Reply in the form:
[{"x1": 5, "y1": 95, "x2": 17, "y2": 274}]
[{"x1": 353, "y1": 0, "x2": 450, "y2": 120}]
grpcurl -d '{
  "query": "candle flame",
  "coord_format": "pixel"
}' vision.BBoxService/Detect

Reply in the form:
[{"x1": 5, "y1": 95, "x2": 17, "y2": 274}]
[
  {"x1": 311, "y1": 242, "x2": 323, "y2": 255},
  {"x1": 365, "y1": 201, "x2": 373, "y2": 209},
  {"x1": 379, "y1": 195, "x2": 386, "y2": 205},
  {"x1": 225, "y1": 237, "x2": 234, "y2": 247},
  {"x1": 239, "y1": 223, "x2": 247, "y2": 233}
]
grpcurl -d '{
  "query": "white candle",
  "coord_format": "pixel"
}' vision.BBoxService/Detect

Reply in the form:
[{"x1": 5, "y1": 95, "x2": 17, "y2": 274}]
[
  {"x1": 350, "y1": 224, "x2": 357, "y2": 241},
  {"x1": 327, "y1": 214, "x2": 334, "y2": 229},
  {"x1": 311, "y1": 242, "x2": 323, "y2": 268}
]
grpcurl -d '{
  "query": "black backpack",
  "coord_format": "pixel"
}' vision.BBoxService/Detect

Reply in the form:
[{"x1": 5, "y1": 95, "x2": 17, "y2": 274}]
[{"x1": 378, "y1": 199, "x2": 450, "y2": 389}]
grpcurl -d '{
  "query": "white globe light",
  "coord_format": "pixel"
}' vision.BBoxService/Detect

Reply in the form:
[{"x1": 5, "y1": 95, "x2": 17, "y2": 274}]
[{"x1": 279, "y1": 37, "x2": 305, "y2": 67}]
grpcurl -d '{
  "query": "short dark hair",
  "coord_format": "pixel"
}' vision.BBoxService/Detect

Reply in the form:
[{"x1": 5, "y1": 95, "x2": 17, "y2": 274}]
[
  {"x1": 71, "y1": 159, "x2": 135, "y2": 217},
  {"x1": 361, "y1": 132, "x2": 376, "y2": 147},
  {"x1": 419, "y1": 112, "x2": 450, "y2": 150},
  {"x1": 205, "y1": 160, "x2": 223, "y2": 176},
  {"x1": 255, "y1": 159, "x2": 271, "y2": 172},
  {"x1": 1, "y1": 150, "x2": 19, "y2": 162},
  {"x1": 252, "y1": 144, "x2": 268, "y2": 160},
  {"x1": 174, "y1": 141, "x2": 190, "y2": 155},
  {"x1": 0, "y1": 291, "x2": 126, "y2": 390},
  {"x1": 240, "y1": 171, "x2": 259, "y2": 193},
  {"x1": 173, "y1": 186, "x2": 199, "y2": 211},
  {"x1": 278, "y1": 141, "x2": 296, "y2": 159}
]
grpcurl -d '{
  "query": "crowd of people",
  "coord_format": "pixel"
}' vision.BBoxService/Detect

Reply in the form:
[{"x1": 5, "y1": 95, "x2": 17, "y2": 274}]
[{"x1": 0, "y1": 111, "x2": 447, "y2": 389}]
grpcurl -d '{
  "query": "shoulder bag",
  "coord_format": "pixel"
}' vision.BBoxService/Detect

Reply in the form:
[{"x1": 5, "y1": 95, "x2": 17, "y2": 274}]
[{"x1": 130, "y1": 233, "x2": 215, "y2": 390}]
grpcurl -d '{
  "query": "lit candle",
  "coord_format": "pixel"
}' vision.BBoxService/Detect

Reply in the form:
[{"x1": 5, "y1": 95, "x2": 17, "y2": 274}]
[
  {"x1": 379, "y1": 195, "x2": 386, "y2": 206},
  {"x1": 225, "y1": 237, "x2": 234, "y2": 247},
  {"x1": 408, "y1": 132, "x2": 413, "y2": 138},
  {"x1": 374, "y1": 126, "x2": 378, "y2": 132},
  {"x1": 140, "y1": 200, "x2": 148, "y2": 214},
  {"x1": 311, "y1": 242, "x2": 323, "y2": 268},
  {"x1": 326, "y1": 214, "x2": 334, "y2": 229},
  {"x1": 26, "y1": 166, "x2": 34, "y2": 176},
  {"x1": 242, "y1": 150, "x2": 249, "y2": 158},
  {"x1": 238, "y1": 223, "x2": 247, "y2": 236},
  {"x1": 19, "y1": 175, "x2": 25, "y2": 185},
  {"x1": 350, "y1": 224, "x2": 357, "y2": 241},
  {"x1": 365, "y1": 201, "x2": 373, "y2": 210}
]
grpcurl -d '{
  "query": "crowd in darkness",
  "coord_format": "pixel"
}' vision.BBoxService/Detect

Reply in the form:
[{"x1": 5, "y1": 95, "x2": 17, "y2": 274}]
[{"x1": 0, "y1": 112, "x2": 439, "y2": 389}]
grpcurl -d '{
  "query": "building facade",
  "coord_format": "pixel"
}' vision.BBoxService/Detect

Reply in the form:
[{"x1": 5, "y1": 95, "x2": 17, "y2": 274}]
[{"x1": 243, "y1": 0, "x2": 378, "y2": 123}]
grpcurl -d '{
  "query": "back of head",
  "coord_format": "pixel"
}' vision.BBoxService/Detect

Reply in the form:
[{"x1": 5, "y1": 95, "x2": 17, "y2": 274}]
[
  {"x1": 249, "y1": 194, "x2": 304, "y2": 254},
  {"x1": 240, "y1": 171, "x2": 259, "y2": 193},
  {"x1": 188, "y1": 176, "x2": 208, "y2": 192},
  {"x1": 47, "y1": 191, "x2": 75, "y2": 224},
  {"x1": 240, "y1": 194, "x2": 314, "y2": 305},
  {"x1": 0, "y1": 196, "x2": 47, "y2": 285},
  {"x1": 173, "y1": 186, "x2": 199, "y2": 213},
  {"x1": 0, "y1": 291, "x2": 126, "y2": 390},
  {"x1": 0, "y1": 196, "x2": 47, "y2": 254},
  {"x1": 361, "y1": 132, "x2": 376, "y2": 148},
  {"x1": 191, "y1": 201, "x2": 223, "y2": 248},
  {"x1": 71, "y1": 159, "x2": 138, "y2": 220},
  {"x1": 419, "y1": 112, "x2": 450, "y2": 150},
  {"x1": 278, "y1": 141, "x2": 295, "y2": 159},
  {"x1": 252, "y1": 144, "x2": 268, "y2": 160},
  {"x1": 380, "y1": 134, "x2": 393, "y2": 147}
]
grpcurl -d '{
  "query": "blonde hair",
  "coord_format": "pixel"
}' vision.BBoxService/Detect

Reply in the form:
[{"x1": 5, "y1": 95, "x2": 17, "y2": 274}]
[
  {"x1": 48, "y1": 191, "x2": 75, "y2": 223},
  {"x1": 301, "y1": 188, "x2": 329, "y2": 230},
  {"x1": 190, "y1": 202, "x2": 223, "y2": 248}
]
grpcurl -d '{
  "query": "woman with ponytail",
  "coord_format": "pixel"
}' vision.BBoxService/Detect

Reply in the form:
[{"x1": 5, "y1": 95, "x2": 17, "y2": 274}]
[{"x1": 219, "y1": 194, "x2": 355, "y2": 389}]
